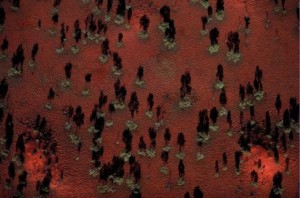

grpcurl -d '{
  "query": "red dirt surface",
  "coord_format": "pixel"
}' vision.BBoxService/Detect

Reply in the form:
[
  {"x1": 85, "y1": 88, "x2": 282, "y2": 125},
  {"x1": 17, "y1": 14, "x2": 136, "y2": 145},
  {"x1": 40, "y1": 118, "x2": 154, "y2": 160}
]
[{"x1": 0, "y1": 0, "x2": 298, "y2": 198}]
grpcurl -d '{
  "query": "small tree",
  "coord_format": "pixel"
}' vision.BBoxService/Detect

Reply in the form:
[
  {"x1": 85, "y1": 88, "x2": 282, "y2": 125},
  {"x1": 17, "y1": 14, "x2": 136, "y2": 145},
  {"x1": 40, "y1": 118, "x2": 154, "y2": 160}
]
[
  {"x1": 177, "y1": 132, "x2": 185, "y2": 152},
  {"x1": 164, "y1": 128, "x2": 171, "y2": 145}
]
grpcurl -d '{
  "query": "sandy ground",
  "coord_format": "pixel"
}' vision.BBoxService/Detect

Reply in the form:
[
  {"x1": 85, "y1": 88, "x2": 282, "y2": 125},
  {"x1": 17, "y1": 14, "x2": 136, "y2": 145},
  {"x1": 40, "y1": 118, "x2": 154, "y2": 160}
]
[{"x1": 0, "y1": 0, "x2": 298, "y2": 197}]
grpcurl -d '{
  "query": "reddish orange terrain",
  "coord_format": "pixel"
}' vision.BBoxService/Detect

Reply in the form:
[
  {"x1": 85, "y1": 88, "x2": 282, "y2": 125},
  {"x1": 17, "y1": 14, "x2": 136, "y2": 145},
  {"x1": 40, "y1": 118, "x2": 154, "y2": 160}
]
[{"x1": 0, "y1": 0, "x2": 298, "y2": 198}]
